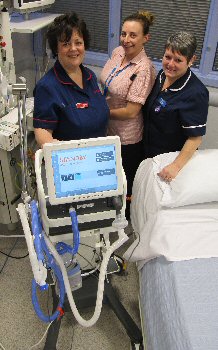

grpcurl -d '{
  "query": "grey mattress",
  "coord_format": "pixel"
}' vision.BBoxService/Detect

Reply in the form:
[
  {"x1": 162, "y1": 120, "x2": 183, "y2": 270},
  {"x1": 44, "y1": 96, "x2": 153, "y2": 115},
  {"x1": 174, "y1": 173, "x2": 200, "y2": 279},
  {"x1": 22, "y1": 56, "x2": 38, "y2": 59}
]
[{"x1": 139, "y1": 257, "x2": 218, "y2": 350}]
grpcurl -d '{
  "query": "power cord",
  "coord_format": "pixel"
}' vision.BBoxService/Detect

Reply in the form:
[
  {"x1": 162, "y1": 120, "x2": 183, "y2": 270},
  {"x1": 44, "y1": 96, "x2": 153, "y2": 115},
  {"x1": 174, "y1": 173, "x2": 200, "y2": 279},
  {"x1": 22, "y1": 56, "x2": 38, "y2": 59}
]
[
  {"x1": 0, "y1": 235, "x2": 25, "y2": 238},
  {"x1": 0, "y1": 342, "x2": 6, "y2": 350},
  {"x1": 120, "y1": 229, "x2": 141, "y2": 278},
  {"x1": 0, "y1": 238, "x2": 19, "y2": 274},
  {"x1": 77, "y1": 251, "x2": 96, "y2": 270},
  {"x1": 0, "y1": 250, "x2": 29, "y2": 259},
  {"x1": 28, "y1": 322, "x2": 53, "y2": 349}
]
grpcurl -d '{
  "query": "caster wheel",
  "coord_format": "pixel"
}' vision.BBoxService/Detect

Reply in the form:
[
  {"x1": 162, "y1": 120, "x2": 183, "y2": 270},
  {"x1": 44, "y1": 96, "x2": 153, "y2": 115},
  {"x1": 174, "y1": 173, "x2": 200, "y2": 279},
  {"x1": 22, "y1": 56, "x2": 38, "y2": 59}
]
[
  {"x1": 113, "y1": 254, "x2": 126, "y2": 275},
  {"x1": 130, "y1": 341, "x2": 144, "y2": 349}
]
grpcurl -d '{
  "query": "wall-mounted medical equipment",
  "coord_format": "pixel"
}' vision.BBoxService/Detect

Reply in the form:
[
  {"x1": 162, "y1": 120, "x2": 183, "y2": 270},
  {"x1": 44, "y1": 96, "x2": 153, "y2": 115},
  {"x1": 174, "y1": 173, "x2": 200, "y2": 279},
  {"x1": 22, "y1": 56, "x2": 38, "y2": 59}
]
[
  {"x1": 0, "y1": 0, "x2": 57, "y2": 229},
  {"x1": 13, "y1": 0, "x2": 55, "y2": 12},
  {"x1": 0, "y1": 8, "x2": 16, "y2": 87}
]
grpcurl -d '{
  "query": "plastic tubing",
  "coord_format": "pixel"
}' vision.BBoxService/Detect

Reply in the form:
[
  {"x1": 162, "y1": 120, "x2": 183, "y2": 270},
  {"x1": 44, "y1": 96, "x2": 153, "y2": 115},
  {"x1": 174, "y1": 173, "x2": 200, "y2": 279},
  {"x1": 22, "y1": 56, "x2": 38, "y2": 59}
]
[
  {"x1": 18, "y1": 202, "x2": 65, "y2": 323},
  {"x1": 19, "y1": 201, "x2": 128, "y2": 326},
  {"x1": 31, "y1": 236, "x2": 65, "y2": 323},
  {"x1": 30, "y1": 201, "x2": 65, "y2": 323},
  {"x1": 69, "y1": 207, "x2": 80, "y2": 255},
  {"x1": 30, "y1": 201, "x2": 44, "y2": 261},
  {"x1": 17, "y1": 203, "x2": 45, "y2": 285},
  {"x1": 43, "y1": 228, "x2": 128, "y2": 327},
  {"x1": 56, "y1": 208, "x2": 80, "y2": 256}
]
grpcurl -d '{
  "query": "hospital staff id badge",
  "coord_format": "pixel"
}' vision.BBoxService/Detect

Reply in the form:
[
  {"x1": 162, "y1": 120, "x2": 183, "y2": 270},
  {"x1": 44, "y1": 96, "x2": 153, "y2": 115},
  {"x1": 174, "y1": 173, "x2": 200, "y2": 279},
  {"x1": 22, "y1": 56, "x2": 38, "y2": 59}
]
[{"x1": 155, "y1": 97, "x2": 167, "y2": 112}]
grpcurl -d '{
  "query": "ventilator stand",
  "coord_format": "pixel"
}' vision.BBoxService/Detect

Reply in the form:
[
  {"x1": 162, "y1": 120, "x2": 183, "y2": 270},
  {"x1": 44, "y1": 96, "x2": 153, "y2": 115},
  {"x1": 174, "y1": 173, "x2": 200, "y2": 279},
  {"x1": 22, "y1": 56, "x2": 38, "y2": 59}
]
[
  {"x1": 104, "y1": 278, "x2": 144, "y2": 350},
  {"x1": 44, "y1": 270, "x2": 144, "y2": 350}
]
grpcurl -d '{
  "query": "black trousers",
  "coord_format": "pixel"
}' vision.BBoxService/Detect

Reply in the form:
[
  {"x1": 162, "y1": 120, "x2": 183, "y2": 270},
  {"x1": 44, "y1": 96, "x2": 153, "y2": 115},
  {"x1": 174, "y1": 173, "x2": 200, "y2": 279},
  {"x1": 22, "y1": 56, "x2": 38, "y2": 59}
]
[{"x1": 121, "y1": 140, "x2": 144, "y2": 198}]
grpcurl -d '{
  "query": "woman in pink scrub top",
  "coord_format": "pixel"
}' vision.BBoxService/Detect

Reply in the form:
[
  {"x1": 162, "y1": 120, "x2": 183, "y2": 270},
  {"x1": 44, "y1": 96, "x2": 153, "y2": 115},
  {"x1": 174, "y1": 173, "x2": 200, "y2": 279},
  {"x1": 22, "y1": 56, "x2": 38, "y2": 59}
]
[{"x1": 100, "y1": 10, "x2": 156, "y2": 219}]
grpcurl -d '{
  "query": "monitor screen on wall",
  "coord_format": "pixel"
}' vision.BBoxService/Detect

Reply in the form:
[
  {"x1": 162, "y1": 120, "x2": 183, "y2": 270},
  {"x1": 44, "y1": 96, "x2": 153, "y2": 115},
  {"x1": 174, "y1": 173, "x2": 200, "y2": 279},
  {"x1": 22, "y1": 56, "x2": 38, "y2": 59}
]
[{"x1": 13, "y1": 0, "x2": 55, "y2": 11}]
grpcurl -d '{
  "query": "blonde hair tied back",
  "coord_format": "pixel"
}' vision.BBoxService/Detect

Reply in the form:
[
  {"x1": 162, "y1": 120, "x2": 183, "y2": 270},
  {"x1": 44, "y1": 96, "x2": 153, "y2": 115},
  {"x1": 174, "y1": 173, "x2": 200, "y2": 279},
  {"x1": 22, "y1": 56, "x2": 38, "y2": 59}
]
[
  {"x1": 137, "y1": 10, "x2": 155, "y2": 26},
  {"x1": 123, "y1": 10, "x2": 155, "y2": 34}
]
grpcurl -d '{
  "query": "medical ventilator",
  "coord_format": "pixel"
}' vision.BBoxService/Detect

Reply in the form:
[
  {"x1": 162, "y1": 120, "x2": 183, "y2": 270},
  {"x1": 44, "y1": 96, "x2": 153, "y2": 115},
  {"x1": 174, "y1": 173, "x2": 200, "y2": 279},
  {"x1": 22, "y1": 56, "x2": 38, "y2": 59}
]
[
  {"x1": 16, "y1": 122, "x2": 144, "y2": 349},
  {"x1": 18, "y1": 135, "x2": 131, "y2": 326}
]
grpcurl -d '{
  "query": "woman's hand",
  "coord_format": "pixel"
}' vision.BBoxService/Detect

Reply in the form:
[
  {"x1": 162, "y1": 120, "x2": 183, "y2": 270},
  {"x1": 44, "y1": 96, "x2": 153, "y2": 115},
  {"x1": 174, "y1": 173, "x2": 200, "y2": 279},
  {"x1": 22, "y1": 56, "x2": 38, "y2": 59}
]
[
  {"x1": 158, "y1": 162, "x2": 180, "y2": 182},
  {"x1": 110, "y1": 101, "x2": 142, "y2": 120},
  {"x1": 157, "y1": 136, "x2": 203, "y2": 182}
]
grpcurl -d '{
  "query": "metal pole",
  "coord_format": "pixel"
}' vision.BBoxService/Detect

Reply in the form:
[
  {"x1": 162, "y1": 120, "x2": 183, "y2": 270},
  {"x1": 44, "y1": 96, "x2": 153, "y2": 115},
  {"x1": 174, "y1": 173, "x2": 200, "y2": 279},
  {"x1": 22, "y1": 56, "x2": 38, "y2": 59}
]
[{"x1": 12, "y1": 83, "x2": 30, "y2": 202}]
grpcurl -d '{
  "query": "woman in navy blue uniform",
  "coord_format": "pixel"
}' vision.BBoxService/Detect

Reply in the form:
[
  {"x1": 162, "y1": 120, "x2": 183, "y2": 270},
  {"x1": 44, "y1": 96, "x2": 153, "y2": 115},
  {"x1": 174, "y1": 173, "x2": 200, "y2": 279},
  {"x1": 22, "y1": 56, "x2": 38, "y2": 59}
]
[
  {"x1": 143, "y1": 31, "x2": 209, "y2": 182},
  {"x1": 33, "y1": 13, "x2": 109, "y2": 147}
]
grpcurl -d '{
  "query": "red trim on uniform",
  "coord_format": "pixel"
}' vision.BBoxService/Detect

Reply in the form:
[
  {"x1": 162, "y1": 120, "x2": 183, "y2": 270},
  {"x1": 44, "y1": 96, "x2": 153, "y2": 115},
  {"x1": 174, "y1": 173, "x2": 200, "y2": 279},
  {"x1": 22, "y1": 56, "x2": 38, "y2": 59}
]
[
  {"x1": 53, "y1": 66, "x2": 74, "y2": 85},
  {"x1": 33, "y1": 118, "x2": 57, "y2": 123},
  {"x1": 54, "y1": 66, "x2": 92, "y2": 84},
  {"x1": 87, "y1": 72, "x2": 92, "y2": 80}
]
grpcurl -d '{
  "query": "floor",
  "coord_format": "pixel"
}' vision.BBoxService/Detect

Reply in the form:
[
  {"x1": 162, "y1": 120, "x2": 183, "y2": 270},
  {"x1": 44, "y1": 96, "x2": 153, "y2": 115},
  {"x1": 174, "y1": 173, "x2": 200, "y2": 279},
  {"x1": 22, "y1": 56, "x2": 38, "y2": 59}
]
[{"x1": 0, "y1": 221, "x2": 142, "y2": 350}]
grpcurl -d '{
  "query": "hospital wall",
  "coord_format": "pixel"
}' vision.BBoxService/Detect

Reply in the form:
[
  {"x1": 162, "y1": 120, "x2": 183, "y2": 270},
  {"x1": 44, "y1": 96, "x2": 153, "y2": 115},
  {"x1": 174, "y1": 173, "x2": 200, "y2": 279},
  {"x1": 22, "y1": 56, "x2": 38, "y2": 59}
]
[
  {"x1": 12, "y1": 33, "x2": 218, "y2": 150},
  {"x1": 200, "y1": 104, "x2": 218, "y2": 149}
]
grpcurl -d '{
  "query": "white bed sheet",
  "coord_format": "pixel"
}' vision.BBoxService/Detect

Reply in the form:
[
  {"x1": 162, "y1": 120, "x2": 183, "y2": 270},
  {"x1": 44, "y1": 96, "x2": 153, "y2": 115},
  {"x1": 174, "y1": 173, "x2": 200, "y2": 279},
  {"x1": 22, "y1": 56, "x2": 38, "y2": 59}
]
[
  {"x1": 139, "y1": 256, "x2": 218, "y2": 350},
  {"x1": 123, "y1": 158, "x2": 218, "y2": 268}
]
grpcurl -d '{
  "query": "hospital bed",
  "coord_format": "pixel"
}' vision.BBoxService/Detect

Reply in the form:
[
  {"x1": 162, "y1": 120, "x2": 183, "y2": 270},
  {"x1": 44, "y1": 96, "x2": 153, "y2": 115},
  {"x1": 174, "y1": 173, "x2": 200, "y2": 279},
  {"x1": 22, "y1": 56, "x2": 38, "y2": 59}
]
[{"x1": 124, "y1": 150, "x2": 218, "y2": 350}]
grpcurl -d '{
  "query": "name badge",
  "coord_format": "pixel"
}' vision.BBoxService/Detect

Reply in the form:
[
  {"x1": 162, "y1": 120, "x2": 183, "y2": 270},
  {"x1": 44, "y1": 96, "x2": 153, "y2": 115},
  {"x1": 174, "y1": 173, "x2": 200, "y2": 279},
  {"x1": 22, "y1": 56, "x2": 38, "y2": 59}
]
[
  {"x1": 158, "y1": 97, "x2": 167, "y2": 107},
  {"x1": 76, "y1": 102, "x2": 89, "y2": 109},
  {"x1": 155, "y1": 97, "x2": 167, "y2": 112}
]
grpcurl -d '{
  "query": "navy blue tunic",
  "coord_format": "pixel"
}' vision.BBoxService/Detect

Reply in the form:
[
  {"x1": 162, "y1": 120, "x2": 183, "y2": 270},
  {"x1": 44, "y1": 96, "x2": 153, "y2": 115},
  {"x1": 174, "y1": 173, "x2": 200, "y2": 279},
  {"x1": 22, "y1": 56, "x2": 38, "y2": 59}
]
[
  {"x1": 143, "y1": 68, "x2": 209, "y2": 158},
  {"x1": 33, "y1": 60, "x2": 109, "y2": 141}
]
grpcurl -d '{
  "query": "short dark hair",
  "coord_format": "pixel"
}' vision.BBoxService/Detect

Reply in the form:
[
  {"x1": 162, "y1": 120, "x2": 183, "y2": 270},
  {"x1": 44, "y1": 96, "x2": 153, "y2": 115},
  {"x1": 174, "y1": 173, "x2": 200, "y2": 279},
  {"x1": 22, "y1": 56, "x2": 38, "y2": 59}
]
[
  {"x1": 47, "y1": 12, "x2": 90, "y2": 58},
  {"x1": 165, "y1": 31, "x2": 197, "y2": 63},
  {"x1": 123, "y1": 10, "x2": 154, "y2": 35}
]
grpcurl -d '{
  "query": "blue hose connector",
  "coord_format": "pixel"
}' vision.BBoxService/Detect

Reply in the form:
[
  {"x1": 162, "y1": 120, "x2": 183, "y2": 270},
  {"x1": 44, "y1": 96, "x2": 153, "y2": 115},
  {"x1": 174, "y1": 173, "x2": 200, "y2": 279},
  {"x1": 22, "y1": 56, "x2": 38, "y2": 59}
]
[{"x1": 56, "y1": 208, "x2": 80, "y2": 256}]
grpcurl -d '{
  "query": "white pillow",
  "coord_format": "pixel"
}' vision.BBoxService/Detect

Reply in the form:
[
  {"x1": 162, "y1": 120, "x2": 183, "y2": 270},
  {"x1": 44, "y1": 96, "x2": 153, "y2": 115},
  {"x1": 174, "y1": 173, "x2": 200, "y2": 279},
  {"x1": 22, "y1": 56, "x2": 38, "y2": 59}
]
[{"x1": 152, "y1": 149, "x2": 218, "y2": 208}]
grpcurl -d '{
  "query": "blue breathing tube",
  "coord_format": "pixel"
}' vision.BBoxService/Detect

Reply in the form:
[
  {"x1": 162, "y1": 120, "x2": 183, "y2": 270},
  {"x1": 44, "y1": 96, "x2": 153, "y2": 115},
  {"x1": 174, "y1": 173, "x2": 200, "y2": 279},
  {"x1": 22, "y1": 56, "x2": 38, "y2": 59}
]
[
  {"x1": 56, "y1": 207, "x2": 80, "y2": 256},
  {"x1": 30, "y1": 200, "x2": 65, "y2": 323},
  {"x1": 30, "y1": 200, "x2": 44, "y2": 262},
  {"x1": 69, "y1": 207, "x2": 80, "y2": 255}
]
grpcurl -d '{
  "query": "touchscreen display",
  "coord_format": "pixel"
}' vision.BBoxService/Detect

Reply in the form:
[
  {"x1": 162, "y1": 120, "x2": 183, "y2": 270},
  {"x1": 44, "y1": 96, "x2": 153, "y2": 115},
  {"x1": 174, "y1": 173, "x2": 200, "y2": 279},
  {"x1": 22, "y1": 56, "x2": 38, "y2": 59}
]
[{"x1": 51, "y1": 144, "x2": 118, "y2": 198}]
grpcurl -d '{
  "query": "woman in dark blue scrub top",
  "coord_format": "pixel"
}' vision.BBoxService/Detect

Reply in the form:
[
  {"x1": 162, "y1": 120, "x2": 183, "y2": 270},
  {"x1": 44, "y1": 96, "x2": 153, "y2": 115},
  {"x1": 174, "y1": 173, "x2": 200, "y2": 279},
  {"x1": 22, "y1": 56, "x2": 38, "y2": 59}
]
[
  {"x1": 33, "y1": 13, "x2": 109, "y2": 147},
  {"x1": 143, "y1": 31, "x2": 209, "y2": 182}
]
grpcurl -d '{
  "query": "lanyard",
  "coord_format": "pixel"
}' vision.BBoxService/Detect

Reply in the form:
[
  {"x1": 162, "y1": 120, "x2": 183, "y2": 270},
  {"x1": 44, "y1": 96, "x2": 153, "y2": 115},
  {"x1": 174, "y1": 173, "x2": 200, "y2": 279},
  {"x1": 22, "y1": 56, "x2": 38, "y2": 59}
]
[{"x1": 103, "y1": 62, "x2": 132, "y2": 96}]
